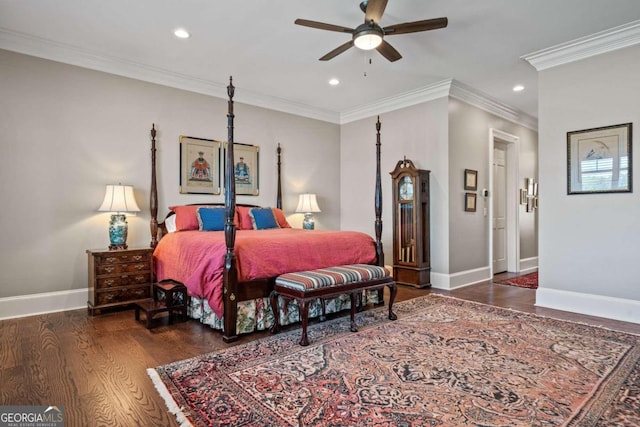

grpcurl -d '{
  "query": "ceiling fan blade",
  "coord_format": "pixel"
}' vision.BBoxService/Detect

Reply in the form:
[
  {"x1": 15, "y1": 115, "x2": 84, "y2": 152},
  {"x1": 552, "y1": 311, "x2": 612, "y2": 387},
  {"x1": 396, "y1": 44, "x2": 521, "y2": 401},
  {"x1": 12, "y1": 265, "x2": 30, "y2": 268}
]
[
  {"x1": 384, "y1": 17, "x2": 448, "y2": 35},
  {"x1": 319, "y1": 40, "x2": 354, "y2": 61},
  {"x1": 364, "y1": 0, "x2": 388, "y2": 23},
  {"x1": 295, "y1": 18, "x2": 354, "y2": 34},
  {"x1": 376, "y1": 40, "x2": 402, "y2": 62}
]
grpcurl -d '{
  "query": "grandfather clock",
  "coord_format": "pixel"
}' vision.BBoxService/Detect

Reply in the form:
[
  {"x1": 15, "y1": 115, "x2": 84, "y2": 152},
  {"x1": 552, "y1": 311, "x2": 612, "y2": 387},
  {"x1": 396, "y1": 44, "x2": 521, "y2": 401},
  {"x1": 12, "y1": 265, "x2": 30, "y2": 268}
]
[{"x1": 390, "y1": 158, "x2": 431, "y2": 288}]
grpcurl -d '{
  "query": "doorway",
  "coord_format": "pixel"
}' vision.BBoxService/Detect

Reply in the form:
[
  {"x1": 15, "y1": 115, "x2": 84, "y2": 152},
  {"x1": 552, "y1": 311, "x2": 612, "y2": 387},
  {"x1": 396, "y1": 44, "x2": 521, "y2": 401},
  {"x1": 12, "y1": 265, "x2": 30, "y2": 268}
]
[{"x1": 488, "y1": 129, "x2": 520, "y2": 276}]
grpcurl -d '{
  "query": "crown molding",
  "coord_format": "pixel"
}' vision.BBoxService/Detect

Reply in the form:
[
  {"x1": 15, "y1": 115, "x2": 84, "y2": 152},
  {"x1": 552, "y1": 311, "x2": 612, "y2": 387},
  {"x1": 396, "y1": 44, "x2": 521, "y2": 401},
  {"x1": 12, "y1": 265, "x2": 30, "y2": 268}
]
[
  {"x1": 0, "y1": 28, "x2": 340, "y2": 124},
  {"x1": 341, "y1": 79, "x2": 537, "y2": 130},
  {"x1": 450, "y1": 81, "x2": 538, "y2": 130},
  {"x1": 522, "y1": 19, "x2": 640, "y2": 71},
  {"x1": 339, "y1": 79, "x2": 453, "y2": 124},
  {"x1": 0, "y1": 27, "x2": 535, "y2": 129}
]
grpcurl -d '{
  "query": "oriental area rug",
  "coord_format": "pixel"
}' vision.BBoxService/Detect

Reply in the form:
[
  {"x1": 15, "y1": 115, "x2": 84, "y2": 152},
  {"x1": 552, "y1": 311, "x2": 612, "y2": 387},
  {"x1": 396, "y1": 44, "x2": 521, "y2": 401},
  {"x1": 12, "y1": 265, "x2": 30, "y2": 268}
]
[
  {"x1": 494, "y1": 272, "x2": 538, "y2": 289},
  {"x1": 148, "y1": 294, "x2": 640, "y2": 427}
]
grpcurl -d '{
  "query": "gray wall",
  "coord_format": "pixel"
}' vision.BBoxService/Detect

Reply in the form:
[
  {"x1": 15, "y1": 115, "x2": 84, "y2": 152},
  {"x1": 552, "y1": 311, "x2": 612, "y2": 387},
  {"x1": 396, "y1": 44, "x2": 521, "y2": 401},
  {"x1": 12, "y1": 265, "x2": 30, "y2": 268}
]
[
  {"x1": 0, "y1": 49, "x2": 340, "y2": 299},
  {"x1": 448, "y1": 99, "x2": 538, "y2": 273},
  {"x1": 340, "y1": 100, "x2": 450, "y2": 272},
  {"x1": 340, "y1": 97, "x2": 538, "y2": 283},
  {"x1": 538, "y1": 44, "x2": 640, "y2": 302}
]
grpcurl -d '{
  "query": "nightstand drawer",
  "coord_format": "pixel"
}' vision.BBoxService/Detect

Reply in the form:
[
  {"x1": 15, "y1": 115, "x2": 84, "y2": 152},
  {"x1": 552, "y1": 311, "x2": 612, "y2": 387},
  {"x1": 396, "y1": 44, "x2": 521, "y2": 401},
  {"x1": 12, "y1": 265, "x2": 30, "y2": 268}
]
[
  {"x1": 96, "y1": 273, "x2": 150, "y2": 289},
  {"x1": 96, "y1": 285, "x2": 150, "y2": 306},
  {"x1": 95, "y1": 251, "x2": 151, "y2": 266},
  {"x1": 96, "y1": 262, "x2": 150, "y2": 275}
]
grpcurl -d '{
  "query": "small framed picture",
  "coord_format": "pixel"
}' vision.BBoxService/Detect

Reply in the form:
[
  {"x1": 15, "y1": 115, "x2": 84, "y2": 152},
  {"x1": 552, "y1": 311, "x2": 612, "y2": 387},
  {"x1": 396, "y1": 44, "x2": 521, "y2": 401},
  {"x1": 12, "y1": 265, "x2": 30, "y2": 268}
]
[
  {"x1": 464, "y1": 192, "x2": 477, "y2": 212},
  {"x1": 464, "y1": 169, "x2": 478, "y2": 191},
  {"x1": 179, "y1": 136, "x2": 221, "y2": 195}
]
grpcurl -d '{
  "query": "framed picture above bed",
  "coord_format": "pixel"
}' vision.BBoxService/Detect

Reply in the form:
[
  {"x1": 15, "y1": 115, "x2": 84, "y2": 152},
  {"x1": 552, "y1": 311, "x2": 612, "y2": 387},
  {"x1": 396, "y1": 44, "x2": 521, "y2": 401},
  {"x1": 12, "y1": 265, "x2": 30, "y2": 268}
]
[
  {"x1": 226, "y1": 142, "x2": 259, "y2": 196},
  {"x1": 179, "y1": 136, "x2": 222, "y2": 195}
]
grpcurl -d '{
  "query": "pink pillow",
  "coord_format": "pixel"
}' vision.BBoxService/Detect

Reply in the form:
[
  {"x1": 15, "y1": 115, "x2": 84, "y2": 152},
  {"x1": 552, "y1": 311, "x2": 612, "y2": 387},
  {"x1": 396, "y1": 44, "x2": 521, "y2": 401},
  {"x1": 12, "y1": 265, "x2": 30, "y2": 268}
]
[
  {"x1": 272, "y1": 208, "x2": 291, "y2": 228},
  {"x1": 236, "y1": 206, "x2": 254, "y2": 230},
  {"x1": 170, "y1": 205, "x2": 239, "y2": 231},
  {"x1": 169, "y1": 205, "x2": 201, "y2": 231}
]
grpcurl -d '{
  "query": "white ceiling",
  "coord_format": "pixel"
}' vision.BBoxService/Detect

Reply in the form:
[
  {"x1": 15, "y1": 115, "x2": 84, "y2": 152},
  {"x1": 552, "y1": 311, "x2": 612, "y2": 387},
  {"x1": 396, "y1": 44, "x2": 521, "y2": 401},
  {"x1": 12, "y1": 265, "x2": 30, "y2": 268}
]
[{"x1": 2, "y1": 0, "x2": 640, "y2": 125}]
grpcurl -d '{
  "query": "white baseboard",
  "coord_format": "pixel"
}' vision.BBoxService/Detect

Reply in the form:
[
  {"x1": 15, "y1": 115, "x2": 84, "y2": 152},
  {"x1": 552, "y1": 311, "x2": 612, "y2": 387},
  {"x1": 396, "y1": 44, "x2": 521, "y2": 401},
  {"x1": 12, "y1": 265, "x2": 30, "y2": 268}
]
[
  {"x1": 519, "y1": 256, "x2": 539, "y2": 274},
  {"x1": 431, "y1": 266, "x2": 492, "y2": 290},
  {"x1": 536, "y1": 288, "x2": 640, "y2": 325},
  {"x1": 0, "y1": 289, "x2": 86, "y2": 320}
]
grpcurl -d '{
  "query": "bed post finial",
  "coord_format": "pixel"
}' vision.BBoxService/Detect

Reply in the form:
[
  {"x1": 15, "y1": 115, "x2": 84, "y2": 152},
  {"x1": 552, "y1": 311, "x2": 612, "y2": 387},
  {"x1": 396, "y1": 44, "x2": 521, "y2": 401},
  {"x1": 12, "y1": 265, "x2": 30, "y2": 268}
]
[
  {"x1": 375, "y1": 116, "x2": 384, "y2": 267},
  {"x1": 276, "y1": 143, "x2": 282, "y2": 209},
  {"x1": 150, "y1": 123, "x2": 158, "y2": 248}
]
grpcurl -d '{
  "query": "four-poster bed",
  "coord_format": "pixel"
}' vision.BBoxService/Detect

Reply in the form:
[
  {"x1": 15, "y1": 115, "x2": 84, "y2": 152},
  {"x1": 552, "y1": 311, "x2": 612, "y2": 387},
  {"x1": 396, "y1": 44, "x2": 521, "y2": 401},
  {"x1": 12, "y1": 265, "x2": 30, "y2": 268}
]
[{"x1": 149, "y1": 77, "x2": 389, "y2": 342}]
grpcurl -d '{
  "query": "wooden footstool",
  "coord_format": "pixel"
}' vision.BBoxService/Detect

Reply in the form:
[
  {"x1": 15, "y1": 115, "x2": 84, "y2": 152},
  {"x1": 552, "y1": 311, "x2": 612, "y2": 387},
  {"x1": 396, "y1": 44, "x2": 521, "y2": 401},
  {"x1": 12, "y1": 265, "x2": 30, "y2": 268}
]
[
  {"x1": 270, "y1": 264, "x2": 397, "y2": 346},
  {"x1": 134, "y1": 280, "x2": 188, "y2": 329}
]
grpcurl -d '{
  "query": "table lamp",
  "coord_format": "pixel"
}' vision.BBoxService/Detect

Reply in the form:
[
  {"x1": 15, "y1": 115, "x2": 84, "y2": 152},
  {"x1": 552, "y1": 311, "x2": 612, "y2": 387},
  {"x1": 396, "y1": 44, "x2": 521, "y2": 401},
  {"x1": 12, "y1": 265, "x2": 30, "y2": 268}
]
[
  {"x1": 295, "y1": 193, "x2": 321, "y2": 230},
  {"x1": 98, "y1": 184, "x2": 141, "y2": 250}
]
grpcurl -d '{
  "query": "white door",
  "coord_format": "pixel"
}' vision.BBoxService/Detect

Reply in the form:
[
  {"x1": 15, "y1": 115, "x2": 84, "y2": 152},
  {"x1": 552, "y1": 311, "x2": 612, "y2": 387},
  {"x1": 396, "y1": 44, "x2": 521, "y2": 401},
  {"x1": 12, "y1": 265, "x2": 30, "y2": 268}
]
[{"x1": 493, "y1": 143, "x2": 508, "y2": 273}]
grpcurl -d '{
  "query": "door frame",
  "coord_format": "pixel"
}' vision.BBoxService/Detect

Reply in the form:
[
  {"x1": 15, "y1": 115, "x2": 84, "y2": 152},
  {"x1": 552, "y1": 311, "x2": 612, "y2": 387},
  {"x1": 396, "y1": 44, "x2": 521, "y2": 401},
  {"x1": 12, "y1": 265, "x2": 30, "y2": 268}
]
[{"x1": 488, "y1": 129, "x2": 520, "y2": 275}]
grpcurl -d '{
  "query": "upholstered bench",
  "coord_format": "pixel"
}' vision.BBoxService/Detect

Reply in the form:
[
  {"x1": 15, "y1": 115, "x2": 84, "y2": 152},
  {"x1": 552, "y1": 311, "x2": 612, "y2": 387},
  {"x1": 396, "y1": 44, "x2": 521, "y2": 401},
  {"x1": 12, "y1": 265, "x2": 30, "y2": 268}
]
[{"x1": 270, "y1": 264, "x2": 397, "y2": 346}]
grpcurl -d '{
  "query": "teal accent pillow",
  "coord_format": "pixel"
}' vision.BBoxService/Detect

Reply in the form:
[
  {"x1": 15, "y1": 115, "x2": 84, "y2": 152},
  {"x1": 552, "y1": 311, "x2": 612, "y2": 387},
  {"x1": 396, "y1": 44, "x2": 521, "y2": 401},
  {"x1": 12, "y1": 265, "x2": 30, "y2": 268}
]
[
  {"x1": 249, "y1": 208, "x2": 280, "y2": 230},
  {"x1": 197, "y1": 207, "x2": 225, "y2": 231}
]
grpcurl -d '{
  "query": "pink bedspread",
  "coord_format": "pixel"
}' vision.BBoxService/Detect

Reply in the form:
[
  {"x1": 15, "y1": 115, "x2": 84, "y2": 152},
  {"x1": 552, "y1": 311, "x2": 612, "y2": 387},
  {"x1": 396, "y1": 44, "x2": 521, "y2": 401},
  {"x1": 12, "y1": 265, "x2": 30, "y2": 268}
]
[{"x1": 153, "y1": 228, "x2": 377, "y2": 317}]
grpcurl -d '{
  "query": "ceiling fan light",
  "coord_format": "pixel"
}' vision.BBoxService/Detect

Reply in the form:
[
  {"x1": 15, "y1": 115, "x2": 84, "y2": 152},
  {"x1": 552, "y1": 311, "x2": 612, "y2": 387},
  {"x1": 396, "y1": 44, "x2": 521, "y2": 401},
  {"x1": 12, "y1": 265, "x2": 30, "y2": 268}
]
[{"x1": 354, "y1": 32, "x2": 382, "y2": 50}]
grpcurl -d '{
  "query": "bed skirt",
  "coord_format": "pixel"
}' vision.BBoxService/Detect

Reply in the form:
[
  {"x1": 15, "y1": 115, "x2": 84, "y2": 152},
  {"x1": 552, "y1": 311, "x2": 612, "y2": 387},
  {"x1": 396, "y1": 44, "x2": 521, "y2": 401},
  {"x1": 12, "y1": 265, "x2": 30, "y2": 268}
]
[{"x1": 188, "y1": 291, "x2": 382, "y2": 334}]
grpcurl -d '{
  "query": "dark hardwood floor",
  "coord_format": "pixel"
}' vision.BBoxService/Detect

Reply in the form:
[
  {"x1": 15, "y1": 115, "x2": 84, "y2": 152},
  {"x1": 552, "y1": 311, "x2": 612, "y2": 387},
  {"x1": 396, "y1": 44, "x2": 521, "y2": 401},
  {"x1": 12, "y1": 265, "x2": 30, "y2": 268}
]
[{"x1": 1, "y1": 276, "x2": 638, "y2": 426}]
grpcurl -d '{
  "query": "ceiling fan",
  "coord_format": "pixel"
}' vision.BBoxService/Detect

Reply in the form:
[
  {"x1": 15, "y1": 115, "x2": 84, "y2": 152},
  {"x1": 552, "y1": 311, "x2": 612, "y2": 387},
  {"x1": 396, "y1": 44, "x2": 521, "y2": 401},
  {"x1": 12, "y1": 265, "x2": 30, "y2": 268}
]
[{"x1": 294, "y1": 0, "x2": 448, "y2": 62}]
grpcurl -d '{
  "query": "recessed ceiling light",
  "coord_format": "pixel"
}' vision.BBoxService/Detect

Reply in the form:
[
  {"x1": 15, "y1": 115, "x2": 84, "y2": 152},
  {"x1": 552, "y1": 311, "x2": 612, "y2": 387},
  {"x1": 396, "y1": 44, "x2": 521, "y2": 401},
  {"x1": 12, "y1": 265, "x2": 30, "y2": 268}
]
[
  {"x1": 174, "y1": 29, "x2": 190, "y2": 39},
  {"x1": 329, "y1": 78, "x2": 340, "y2": 86},
  {"x1": 513, "y1": 84, "x2": 525, "y2": 92}
]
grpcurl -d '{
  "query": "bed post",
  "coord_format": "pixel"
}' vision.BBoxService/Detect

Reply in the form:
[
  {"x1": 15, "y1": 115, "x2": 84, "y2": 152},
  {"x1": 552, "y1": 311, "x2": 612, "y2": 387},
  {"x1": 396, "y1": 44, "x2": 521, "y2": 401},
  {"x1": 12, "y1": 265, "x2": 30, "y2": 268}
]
[
  {"x1": 374, "y1": 116, "x2": 384, "y2": 267},
  {"x1": 223, "y1": 77, "x2": 239, "y2": 343},
  {"x1": 150, "y1": 124, "x2": 158, "y2": 248},
  {"x1": 276, "y1": 143, "x2": 282, "y2": 209}
]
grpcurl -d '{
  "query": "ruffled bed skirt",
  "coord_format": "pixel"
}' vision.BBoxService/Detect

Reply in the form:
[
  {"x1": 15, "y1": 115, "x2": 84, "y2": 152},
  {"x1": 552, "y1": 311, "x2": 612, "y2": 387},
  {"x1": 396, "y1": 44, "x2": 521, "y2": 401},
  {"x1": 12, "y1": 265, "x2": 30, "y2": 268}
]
[{"x1": 188, "y1": 291, "x2": 382, "y2": 334}]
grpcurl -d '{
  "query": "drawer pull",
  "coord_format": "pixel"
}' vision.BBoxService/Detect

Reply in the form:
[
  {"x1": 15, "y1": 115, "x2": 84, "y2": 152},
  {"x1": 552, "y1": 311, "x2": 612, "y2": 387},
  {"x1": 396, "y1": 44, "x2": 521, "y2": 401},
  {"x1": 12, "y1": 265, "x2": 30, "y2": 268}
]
[
  {"x1": 105, "y1": 257, "x2": 117, "y2": 263},
  {"x1": 104, "y1": 266, "x2": 114, "y2": 273},
  {"x1": 104, "y1": 279, "x2": 115, "y2": 286},
  {"x1": 135, "y1": 264, "x2": 145, "y2": 270},
  {"x1": 132, "y1": 255, "x2": 143, "y2": 261}
]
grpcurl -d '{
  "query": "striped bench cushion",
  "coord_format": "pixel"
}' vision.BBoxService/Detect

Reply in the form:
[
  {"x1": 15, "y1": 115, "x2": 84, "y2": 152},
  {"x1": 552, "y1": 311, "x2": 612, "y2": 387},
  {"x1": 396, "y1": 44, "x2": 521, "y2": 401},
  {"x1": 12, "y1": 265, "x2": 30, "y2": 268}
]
[{"x1": 275, "y1": 264, "x2": 390, "y2": 292}]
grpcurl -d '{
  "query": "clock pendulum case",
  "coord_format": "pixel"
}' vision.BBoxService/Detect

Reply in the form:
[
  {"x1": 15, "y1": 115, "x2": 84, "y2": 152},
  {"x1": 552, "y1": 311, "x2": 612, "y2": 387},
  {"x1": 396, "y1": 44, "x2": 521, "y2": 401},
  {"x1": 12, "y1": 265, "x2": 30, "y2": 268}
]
[{"x1": 390, "y1": 158, "x2": 431, "y2": 288}]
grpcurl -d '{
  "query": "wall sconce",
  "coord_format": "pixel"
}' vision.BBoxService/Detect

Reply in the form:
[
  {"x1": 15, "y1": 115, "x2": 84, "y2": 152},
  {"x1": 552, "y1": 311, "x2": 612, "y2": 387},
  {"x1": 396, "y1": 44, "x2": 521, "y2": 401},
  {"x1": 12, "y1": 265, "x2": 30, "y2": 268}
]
[
  {"x1": 520, "y1": 178, "x2": 539, "y2": 212},
  {"x1": 295, "y1": 193, "x2": 321, "y2": 230},
  {"x1": 98, "y1": 184, "x2": 141, "y2": 250}
]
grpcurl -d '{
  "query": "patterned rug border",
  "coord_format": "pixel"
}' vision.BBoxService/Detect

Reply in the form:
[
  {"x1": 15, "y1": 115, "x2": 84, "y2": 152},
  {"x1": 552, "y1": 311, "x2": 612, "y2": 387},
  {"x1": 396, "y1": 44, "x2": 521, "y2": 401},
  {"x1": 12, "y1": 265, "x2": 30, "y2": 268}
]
[
  {"x1": 149, "y1": 294, "x2": 640, "y2": 427},
  {"x1": 493, "y1": 272, "x2": 538, "y2": 289}
]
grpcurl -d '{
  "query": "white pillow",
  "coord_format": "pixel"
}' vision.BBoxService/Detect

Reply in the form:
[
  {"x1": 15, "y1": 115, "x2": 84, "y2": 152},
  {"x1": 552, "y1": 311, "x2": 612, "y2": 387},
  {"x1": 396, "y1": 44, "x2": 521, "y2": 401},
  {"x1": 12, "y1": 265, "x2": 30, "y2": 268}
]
[{"x1": 165, "y1": 214, "x2": 177, "y2": 233}]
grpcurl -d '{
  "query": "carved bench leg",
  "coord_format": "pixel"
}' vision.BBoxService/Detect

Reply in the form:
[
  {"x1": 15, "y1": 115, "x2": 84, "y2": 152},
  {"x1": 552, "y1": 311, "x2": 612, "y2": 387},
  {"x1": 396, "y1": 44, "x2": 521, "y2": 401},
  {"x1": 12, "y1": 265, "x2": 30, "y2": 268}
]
[
  {"x1": 387, "y1": 282, "x2": 398, "y2": 321},
  {"x1": 299, "y1": 299, "x2": 310, "y2": 346},
  {"x1": 319, "y1": 298, "x2": 326, "y2": 322},
  {"x1": 349, "y1": 293, "x2": 358, "y2": 332},
  {"x1": 269, "y1": 290, "x2": 280, "y2": 334}
]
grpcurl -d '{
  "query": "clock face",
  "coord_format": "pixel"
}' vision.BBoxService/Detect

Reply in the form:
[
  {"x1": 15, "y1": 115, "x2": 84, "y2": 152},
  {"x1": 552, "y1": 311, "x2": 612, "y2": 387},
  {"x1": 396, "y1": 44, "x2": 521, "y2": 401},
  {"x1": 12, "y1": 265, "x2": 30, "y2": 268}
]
[{"x1": 399, "y1": 177, "x2": 413, "y2": 201}]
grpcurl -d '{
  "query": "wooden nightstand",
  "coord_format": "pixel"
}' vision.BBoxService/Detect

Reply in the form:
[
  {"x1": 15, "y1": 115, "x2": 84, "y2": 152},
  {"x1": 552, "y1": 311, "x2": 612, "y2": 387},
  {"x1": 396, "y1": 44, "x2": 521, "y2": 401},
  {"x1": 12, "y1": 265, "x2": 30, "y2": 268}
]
[{"x1": 87, "y1": 247, "x2": 153, "y2": 315}]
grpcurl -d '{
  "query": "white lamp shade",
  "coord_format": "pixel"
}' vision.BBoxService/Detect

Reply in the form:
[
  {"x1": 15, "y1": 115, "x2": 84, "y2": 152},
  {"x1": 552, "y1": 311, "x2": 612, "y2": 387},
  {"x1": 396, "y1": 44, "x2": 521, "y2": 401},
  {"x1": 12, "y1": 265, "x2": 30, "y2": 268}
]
[
  {"x1": 98, "y1": 184, "x2": 141, "y2": 213},
  {"x1": 296, "y1": 193, "x2": 321, "y2": 213}
]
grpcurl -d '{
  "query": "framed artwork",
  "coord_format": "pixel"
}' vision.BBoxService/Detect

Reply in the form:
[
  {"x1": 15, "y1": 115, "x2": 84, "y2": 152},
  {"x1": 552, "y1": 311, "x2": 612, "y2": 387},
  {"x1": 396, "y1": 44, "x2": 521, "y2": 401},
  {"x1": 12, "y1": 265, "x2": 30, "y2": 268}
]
[
  {"x1": 464, "y1": 192, "x2": 477, "y2": 212},
  {"x1": 464, "y1": 169, "x2": 478, "y2": 191},
  {"x1": 226, "y1": 143, "x2": 259, "y2": 196},
  {"x1": 179, "y1": 136, "x2": 221, "y2": 194},
  {"x1": 567, "y1": 123, "x2": 632, "y2": 194}
]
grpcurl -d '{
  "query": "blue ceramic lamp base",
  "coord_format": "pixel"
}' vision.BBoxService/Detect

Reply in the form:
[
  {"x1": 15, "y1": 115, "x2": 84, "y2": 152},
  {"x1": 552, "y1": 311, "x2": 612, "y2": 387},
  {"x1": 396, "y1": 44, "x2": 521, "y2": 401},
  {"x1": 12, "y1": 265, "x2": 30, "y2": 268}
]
[
  {"x1": 108, "y1": 213, "x2": 129, "y2": 250},
  {"x1": 302, "y1": 213, "x2": 315, "y2": 230}
]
